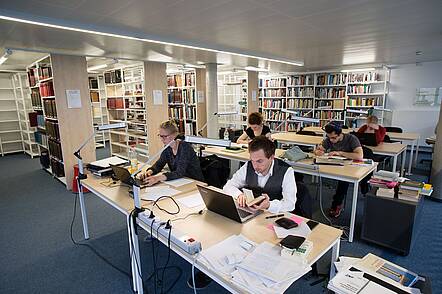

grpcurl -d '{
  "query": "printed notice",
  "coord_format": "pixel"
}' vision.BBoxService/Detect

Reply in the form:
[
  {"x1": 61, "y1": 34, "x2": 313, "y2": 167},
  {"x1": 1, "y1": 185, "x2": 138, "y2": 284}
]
[
  {"x1": 66, "y1": 89, "x2": 82, "y2": 108},
  {"x1": 153, "y1": 90, "x2": 163, "y2": 105}
]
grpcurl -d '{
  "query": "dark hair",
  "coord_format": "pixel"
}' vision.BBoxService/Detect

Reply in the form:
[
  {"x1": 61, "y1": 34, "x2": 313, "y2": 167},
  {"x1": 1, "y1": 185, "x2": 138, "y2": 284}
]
[
  {"x1": 248, "y1": 135, "x2": 275, "y2": 158},
  {"x1": 324, "y1": 121, "x2": 342, "y2": 135},
  {"x1": 248, "y1": 112, "x2": 263, "y2": 125}
]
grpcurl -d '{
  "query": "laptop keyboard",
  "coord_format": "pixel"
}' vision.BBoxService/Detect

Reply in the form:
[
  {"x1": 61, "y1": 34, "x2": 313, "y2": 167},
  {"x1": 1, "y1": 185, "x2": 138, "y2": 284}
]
[{"x1": 238, "y1": 209, "x2": 252, "y2": 218}]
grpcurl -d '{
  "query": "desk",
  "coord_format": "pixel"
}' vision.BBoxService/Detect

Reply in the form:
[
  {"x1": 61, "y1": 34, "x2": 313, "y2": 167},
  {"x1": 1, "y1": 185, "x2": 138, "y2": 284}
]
[
  {"x1": 303, "y1": 126, "x2": 420, "y2": 175},
  {"x1": 79, "y1": 174, "x2": 204, "y2": 292},
  {"x1": 80, "y1": 174, "x2": 342, "y2": 293},
  {"x1": 272, "y1": 131, "x2": 406, "y2": 175},
  {"x1": 203, "y1": 146, "x2": 377, "y2": 242}
]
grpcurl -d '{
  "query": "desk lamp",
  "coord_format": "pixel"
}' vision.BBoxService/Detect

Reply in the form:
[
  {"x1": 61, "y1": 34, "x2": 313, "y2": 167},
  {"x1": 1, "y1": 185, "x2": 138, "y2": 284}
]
[
  {"x1": 278, "y1": 108, "x2": 321, "y2": 131},
  {"x1": 73, "y1": 122, "x2": 126, "y2": 239}
]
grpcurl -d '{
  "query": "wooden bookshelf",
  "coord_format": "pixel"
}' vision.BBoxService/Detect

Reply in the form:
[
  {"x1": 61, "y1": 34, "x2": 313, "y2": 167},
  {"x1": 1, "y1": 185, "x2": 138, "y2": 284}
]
[{"x1": 259, "y1": 76, "x2": 287, "y2": 131}]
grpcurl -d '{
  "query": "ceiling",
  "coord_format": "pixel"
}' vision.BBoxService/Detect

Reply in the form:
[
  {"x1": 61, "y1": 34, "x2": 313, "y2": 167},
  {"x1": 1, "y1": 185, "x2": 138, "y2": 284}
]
[{"x1": 1, "y1": 0, "x2": 442, "y2": 72}]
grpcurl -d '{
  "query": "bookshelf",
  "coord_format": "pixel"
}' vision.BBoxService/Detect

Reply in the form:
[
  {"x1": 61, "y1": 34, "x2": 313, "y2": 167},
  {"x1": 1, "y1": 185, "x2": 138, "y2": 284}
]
[
  {"x1": 27, "y1": 55, "x2": 65, "y2": 183},
  {"x1": 12, "y1": 73, "x2": 39, "y2": 158},
  {"x1": 88, "y1": 74, "x2": 108, "y2": 148},
  {"x1": 258, "y1": 68, "x2": 390, "y2": 130},
  {"x1": 104, "y1": 64, "x2": 148, "y2": 162},
  {"x1": 167, "y1": 69, "x2": 199, "y2": 135},
  {"x1": 0, "y1": 72, "x2": 22, "y2": 156},
  {"x1": 217, "y1": 70, "x2": 248, "y2": 129}
]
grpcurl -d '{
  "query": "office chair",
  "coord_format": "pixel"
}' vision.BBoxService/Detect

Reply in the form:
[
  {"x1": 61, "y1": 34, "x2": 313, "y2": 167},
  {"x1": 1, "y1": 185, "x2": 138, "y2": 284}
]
[
  {"x1": 296, "y1": 130, "x2": 317, "y2": 152},
  {"x1": 385, "y1": 126, "x2": 403, "y2": 133}
]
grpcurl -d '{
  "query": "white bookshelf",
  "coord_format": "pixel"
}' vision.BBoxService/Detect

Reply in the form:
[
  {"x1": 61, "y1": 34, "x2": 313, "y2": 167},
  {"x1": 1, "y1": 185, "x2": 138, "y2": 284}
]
[
  {"x1": 88, "y1": 74, "x2": 108, "y2": 148},
  {"x1": 217, "y1": 70, "x2": 248, "y2": 129},
  {"x1": 12, "y1": 73, "x2": 39, "y2": 158},
  {"x1": 0, "y1": 72, "x2": 23, "y2": 156},
  {"x1": 104, "y1": 64, "x2": 148, "y2": 162}
]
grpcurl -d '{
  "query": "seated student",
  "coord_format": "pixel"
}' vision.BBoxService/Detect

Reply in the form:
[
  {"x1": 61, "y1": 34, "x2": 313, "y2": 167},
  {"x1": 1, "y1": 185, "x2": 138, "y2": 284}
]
[
  {"x1": 224, "y1": 135, "x2": 297, "y2": 213},
  {"x1": 314, "y1": 122, "x2": 363, "y2": 218},
  {"x1": 139, "y1": 120, "x2": 204, "y2": 185},
  {"x1": 236, "y1": 112, "x2": 272, "y2": 144},
  {"x1": 357, "y1": 115, "x2": 386, "y2": 145}
]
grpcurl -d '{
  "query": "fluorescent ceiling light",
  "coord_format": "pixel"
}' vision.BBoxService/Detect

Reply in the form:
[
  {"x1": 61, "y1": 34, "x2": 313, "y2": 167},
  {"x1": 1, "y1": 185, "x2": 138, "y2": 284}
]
[
  {"x1": 87, "y1": 63, "x2": 108, "y2": 71},
  {"x1": 341, "y1": 67, "x2": 376, "y2": 72},
  {"x1": 0, "y1": 15, "x2": 304, "y2": 67},
  {"x1": 184, "y1": 63, "x2": 205, "y2": 69},
  {"x1": 245, "y1": 66, "x2": 269, "y2": 72},
  {"x1": 0, "y1": 49, "x2": 12, "y2": 65}
]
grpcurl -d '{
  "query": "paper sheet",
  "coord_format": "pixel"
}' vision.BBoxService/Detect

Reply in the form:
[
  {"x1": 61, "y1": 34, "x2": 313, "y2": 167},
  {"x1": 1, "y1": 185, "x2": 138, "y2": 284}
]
[
  {"x1": 140, "y1": 186, "x2": 180, "y2": 201},
  {"x1": 272, "y1": 222, "x2": 311, "y2": 239},
  {"x1": 176, "y1": 193, "x2": 204, "y2": 208},
  {"x1": 334, "y1": 256, "x2": 362, "y2": 273},
  {"x1": 163, "y1": 178, "x2": 194, "y2": 187},
  {"x1": 89, "y1": 156, "x2": 127, "y2": 168}
]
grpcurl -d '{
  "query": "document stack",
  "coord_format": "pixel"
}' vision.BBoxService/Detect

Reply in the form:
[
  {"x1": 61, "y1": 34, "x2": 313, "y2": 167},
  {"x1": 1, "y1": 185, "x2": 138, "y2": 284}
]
[
  {"x1": 369, "y1": 170, "x2": 399, "y2": 189},
  {"x1": 397, "y1": 180, "x2": 424, "y2": 202}
]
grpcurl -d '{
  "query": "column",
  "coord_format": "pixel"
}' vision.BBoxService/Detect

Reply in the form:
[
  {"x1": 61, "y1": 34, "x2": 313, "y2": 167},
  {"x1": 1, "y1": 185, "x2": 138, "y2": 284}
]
[
  {"x1": 431, "y1": 103, "x2": 442, "y2": 199},
  {"x1": 195, "y1": 68, "x2": 207, "y2": 137},
  {"x1": 247, "y1": 71, "x2": 259, "y2": 115},
  {"x1": 144, "y1": 61, "x2": 168, "y2": 157},
  {"x1": 205, "y1": 63, "x2": 218, "y2": 138}
]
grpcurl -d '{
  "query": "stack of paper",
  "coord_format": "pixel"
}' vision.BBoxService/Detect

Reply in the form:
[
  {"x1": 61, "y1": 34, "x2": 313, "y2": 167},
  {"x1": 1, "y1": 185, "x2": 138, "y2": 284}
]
[
  {"x1": 334, "y1": 256, "x2": 362, "y2": 273},
  {"x1": 140, "y1": 186, "x2": 180, "y2": 201}
]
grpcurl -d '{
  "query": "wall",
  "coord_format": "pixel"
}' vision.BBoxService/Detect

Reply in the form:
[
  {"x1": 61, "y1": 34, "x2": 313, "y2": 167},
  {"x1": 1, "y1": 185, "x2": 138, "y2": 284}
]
[{"x1": 386, "y1": 61, "x2": 442, "y2": 146}]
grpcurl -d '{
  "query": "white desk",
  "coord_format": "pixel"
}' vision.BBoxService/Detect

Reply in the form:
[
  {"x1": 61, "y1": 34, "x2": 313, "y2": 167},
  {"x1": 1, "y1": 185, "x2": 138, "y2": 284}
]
[{"x1": 203, "y1": 146, "x2": 377, "y2": 243}]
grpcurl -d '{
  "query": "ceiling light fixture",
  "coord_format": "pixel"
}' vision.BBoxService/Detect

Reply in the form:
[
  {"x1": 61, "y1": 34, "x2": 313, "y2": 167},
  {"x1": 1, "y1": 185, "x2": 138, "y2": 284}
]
[
  {"x1": 341, "y1": 67, "x2": 376, "y2": 72},
  {"x1": 244, "y1": 66, "x2": 269, "y2": 72},
  {"x1": 0, "y1": 49, "x2": 12, "y2": 65},
  {"x1": 87, "y1": 58, "x2": 118, "y2": 72},
  {"x1": 416, "y1": 51, "x2": 423, "y2": 56},
  {"x1": 0, "y1": 15, "x2": 304, "y2": 67}
]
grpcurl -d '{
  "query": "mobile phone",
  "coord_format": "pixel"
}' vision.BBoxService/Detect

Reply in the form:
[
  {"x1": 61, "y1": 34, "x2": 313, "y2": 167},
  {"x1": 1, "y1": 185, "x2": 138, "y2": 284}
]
[
  {"x1": 275, "y1": 217, "x2": 298, "y2": 229},
  {"x1": 306, "y1": 220, "x2": 319, "y2": 230}
]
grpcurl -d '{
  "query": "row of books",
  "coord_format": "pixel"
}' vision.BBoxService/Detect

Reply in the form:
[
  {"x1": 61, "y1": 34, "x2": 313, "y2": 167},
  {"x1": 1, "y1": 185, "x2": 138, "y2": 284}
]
[
  {"x1": 260, "y1": 99, "x2": 285, "y2": 108},
  {"x1": 287, "y1": 75, "x2": 314, "y2": 86},
  {"x1": 88, "y1": 77, "x2": 99, "y2": 89},
  {"x1": 40, "y1": 81, "x2": 55, "y2": 97},
  {"x1": 90, "y1": 91, "x2": 100, "y2": 102},
  {"x1": 314, "y1": 111, "x2": 344, "y2": 120},
  {"x1": 184, "y1": 72, "x2": 196, "y2": 87},
  {"x1": 347, "y1": 97, "x2": 381, "y2": 107},
  {"x1": 185, "y1": 106, "x2": 197, "y2": 120},
  {"x1": 37, "y1": 114, "x2": 45, "y2": 128},
  {"x1": 34, "y1": 131, "x2": 48, "y2": 146},
  {"x1": 107, "y1": 98, "x2": 129, "y2": 109},
  {"x1": 168, "y1": 89, "x2": 183, "y2": 103},
  {"x1": 45, "y1": 120, "x2": 60, "y2": 140},
  {"x1": 169, "y1": 106, "x2": 184, "y2": 119},
  {"x1": 167, "y1": 74, "x2": 182, "y2": 87},
  {"x1": 316, "y1": 88, "x2": 346, "y2": 98},
  {"x1": 287, "y1": 98, "x2": 313, "y2": 109},
  {"x1": 316, "y1": 73, "x2": 347, "y2": 86},
  {"x1": 50, "y1": 158, "x2": 65, "y2": 177},
  {"x1": 184, "y1": 121, "x2": 197, "y2": 136},
  {"x1": 43, "y1": 99, "x2": 57, "y2": 118},
  {"x1": 288, "y1": 87, "x2": 314, "y2": 97},
  {"x1": 259, "y1": 88, "x2": 286, "y2": 97},
  {"x1": 348, "y1": 72, "x2": 382, "y2": 83},
  {"x1": 31, "y1": 89, "x2": 42, "y2": 107},
  {"x1": 38, "y1": 66, "x2": 52, "y2": 80},
  {"x1": 262, "y1": 109, "x2": 285, "y2": 121},
  {"x1": 48, "y1": 138, "x2": 63, "y2": 161},
  {"x1": 104, "y1": 70, "x2": 122, "y2": 84},
  {"x1": 316, "y1": 99, "x2": 345, "y2": 109},
  {"x1": 183, "y1": 89, "x2": 197, "y2": 104},
  {"x1": 124, "y1": 83, "x2": 143, "y2": 95},
  {"x1": 259, "y1": 78, "x2": 287, "y2": 88},
  {"x1": 347, "y1": 85, "x2": 374, "y2": 94},
  {"x1": 27, "y1": 68, "x2": 39, "y2": 87}
]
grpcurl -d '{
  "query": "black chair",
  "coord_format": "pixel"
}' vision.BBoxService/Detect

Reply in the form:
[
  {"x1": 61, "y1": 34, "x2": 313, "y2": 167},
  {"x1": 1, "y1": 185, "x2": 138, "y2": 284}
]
[
  {"x1": 385, "y1": 126, "x2": 403, "y2": 133},
  {"x1": 292, "y1": 176, "x2": 312, "y2": 219},
  {"x1": 296, "y1": 130, "x2": 317, "y2": 152}
]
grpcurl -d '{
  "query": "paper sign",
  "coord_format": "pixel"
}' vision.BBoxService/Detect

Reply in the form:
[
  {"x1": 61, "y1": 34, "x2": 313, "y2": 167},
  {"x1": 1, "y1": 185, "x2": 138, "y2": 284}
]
[
  {"x1": 153, "y1": 90, "x2": 163, "y2": 105},
  {"x1": 197, "y1": 91, "x2": 205, "y2": 103},
  {"x1": 252, "y1": 90, "x2": 257, "y2": 101},
  {"x1": 66, "y1": 89, "x2": 81, "y2": 108}
]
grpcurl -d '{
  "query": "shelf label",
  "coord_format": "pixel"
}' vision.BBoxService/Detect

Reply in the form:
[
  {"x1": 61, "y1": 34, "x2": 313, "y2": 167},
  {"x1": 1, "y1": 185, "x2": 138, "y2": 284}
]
[
  {"x1": 197, "y1": 91, "x2": 205, "y2": 103},
  {"x1": 252, "y1": 90, "x2": 257, "y2": 101},
  {"x1": 153, "y1": 90, "x2": 163, "y2": 105},
  {"x1": 66, "y1": 89, "x2": 81, "y2": 109}
]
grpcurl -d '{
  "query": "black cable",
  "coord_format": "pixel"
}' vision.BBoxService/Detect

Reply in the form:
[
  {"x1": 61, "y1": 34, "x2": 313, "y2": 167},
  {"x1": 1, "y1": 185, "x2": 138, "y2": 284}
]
[
  {"x1": 170, "y1": 210, "x2": 205, "y2": 222},
  {"x1": 145, "y1": 266, "x2": 183, "y2": 293},
  {"x1": 150, "y1": 218, "x2": 158, "y2": 294},
  {"x1": 152, "y1": 196, "x2": 181, "y2": 215},
  {"x1": 127, "y1": 209, "x2": 148, "y2": 293},
  {"x1": 70, "y1": 191, "x2": 133, "y2": 286}
]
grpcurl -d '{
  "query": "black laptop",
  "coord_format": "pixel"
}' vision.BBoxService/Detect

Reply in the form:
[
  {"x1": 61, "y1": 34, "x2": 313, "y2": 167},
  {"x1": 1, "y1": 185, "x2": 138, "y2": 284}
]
[
  {"x1": 111, "y1": 165, "x2": 147, "y2": 188},
  {"x1": 353, "y1": 132, "x2": 378, "y2": 146},
  {"x1": 197, "y1": 185, "x2": 260, "y2": 223}
]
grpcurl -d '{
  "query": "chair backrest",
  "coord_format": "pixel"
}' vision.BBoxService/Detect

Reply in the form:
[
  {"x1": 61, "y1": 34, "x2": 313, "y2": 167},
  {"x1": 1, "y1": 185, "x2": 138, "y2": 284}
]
[
  {"x1": 383, "y1": 134, "x2": 392, "y2": 143},
  {"x1": 342, "y1": 125, "x2": 349, "y2": 129},
  {"x1": 296, "y1": 130, "x2": 317, "y2": 136},
  {"x1": 385, "y1": 126, "x2": 403, "y2": 133},
  {"x1": 362, "y1": 145, "x2": 376, "y2": 161}
]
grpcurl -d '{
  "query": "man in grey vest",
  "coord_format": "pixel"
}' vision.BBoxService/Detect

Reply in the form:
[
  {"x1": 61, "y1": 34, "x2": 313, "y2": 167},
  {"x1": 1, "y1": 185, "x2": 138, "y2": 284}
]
[{"x1": 223, "y1": 136, "x2": 297, "y2": 213}]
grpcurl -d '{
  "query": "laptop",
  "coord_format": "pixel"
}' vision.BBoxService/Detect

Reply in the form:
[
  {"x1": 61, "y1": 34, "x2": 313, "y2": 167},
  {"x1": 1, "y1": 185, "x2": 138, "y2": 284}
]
[
  {"x1": 196, "y1": 185, "x2": 260, "y2": 223},
  {"x1": 353, "y1": 132, "x2": 378, "y2": 146},
  {"x1": 111, "y1": 165, "x2": 148, "y2": 188}
]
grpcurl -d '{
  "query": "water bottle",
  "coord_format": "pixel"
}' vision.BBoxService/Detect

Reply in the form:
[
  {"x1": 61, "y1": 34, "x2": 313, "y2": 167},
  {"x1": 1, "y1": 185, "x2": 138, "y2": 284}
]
[
  {"x1": 223, "y1": 127, "x2": 229, "y2": 141},
  {"x1": 128, "y1": 146, "x2": 138, "y2": 173}
]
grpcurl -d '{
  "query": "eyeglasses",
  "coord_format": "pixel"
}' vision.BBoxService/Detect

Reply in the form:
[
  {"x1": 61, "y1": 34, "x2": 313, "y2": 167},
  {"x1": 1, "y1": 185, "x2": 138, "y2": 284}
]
[{"x1": 157, "y1": 133, "x2": 171, "y2": 139}]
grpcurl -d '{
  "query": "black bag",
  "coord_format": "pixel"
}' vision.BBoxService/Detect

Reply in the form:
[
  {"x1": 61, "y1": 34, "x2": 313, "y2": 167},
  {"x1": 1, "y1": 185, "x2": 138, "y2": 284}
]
[
  {"x1": 199, "y1": 155, "x2": 230, "y2": 188},
  {"x1": 40, "y1": 150, "x2": 50, "y2": 168}
]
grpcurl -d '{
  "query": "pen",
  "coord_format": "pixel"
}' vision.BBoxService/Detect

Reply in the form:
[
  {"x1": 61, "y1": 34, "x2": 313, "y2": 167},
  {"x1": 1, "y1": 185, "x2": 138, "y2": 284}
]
[{"x1": 265, "y1": 214, "x2": 284, "y2": 219}]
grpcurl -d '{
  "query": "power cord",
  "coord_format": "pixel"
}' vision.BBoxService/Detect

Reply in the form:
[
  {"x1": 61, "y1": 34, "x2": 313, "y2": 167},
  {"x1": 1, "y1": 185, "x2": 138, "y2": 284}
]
[
  {"x1": 151, "y1": 196, "x2": 181, "y2": 215},
  {"x1": 70, "y1": 191, "x2": 134, "y2": 289}
]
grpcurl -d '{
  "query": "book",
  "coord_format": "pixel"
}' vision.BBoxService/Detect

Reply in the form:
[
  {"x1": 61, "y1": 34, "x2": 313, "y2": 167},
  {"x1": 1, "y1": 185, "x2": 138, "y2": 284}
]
[{"x1": 400, "y1": 180, "x2": 424, "y2": 191}]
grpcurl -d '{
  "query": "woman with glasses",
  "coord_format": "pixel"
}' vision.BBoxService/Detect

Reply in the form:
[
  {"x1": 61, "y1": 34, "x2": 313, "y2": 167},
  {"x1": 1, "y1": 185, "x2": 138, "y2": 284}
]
[{"x1": 139, "y1": 120, "x2": 204, "y2": 186}]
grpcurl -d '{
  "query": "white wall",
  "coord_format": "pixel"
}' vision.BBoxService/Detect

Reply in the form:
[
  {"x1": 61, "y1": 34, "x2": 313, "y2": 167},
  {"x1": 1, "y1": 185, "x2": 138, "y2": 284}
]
[{"x1": 386, "y1": 61, "x2": 442, "y2": 146}]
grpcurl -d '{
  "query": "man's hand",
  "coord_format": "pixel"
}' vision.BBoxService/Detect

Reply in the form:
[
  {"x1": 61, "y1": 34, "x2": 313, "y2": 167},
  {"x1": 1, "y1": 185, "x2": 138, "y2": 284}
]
[
  {"x1": 144, "y1": 174, "x2": 162, "y2": 186},
  {"x1": 329, "y1": 151, "x2": 342, "y2": 156},
  {"x1": 237, "y1": 193, "x2": 247, "y2": 207},
  {"x1": 250, "y1": 194, "x2": 270, "y2": 211},
  {"x1": 314, "y1": 148, "x2": 325, "y2": 156}
]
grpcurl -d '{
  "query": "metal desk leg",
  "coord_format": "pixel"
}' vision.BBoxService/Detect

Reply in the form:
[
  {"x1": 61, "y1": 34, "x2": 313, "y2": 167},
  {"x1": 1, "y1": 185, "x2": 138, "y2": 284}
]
[
  {"x1": 348, "y1": 181, "x2": 359, "y2": 243},
  {"x1": 128, "y1": 215, "x2": 143, "y2": 294},
  {"x1": 414, "y1": 138, "x2": 420, "y2": 166},
  {"x1": 401, "y1": 149, "x2": 407, "y2": 176},
  {"x1": 329, "y1": 239, "x2": 341, "y2": 279},
  {"x1": 392, "y1": 155, "x2": 398, "y2": 173},
  {"x1": 407, "y1": 140, "x2": 415, "y2": 175},
  {"x1": 77, "y1": 178, "x2": 89, "y2": 240},
  {"x1": 127, "y1": 215, "x2": 138, "y2": 293}
]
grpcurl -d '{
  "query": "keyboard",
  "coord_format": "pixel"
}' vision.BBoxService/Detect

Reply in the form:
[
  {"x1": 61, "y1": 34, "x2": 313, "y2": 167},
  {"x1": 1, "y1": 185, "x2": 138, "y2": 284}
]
[{"x1": 238, "y1": 209, "x2": 252, "y2": 218}]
